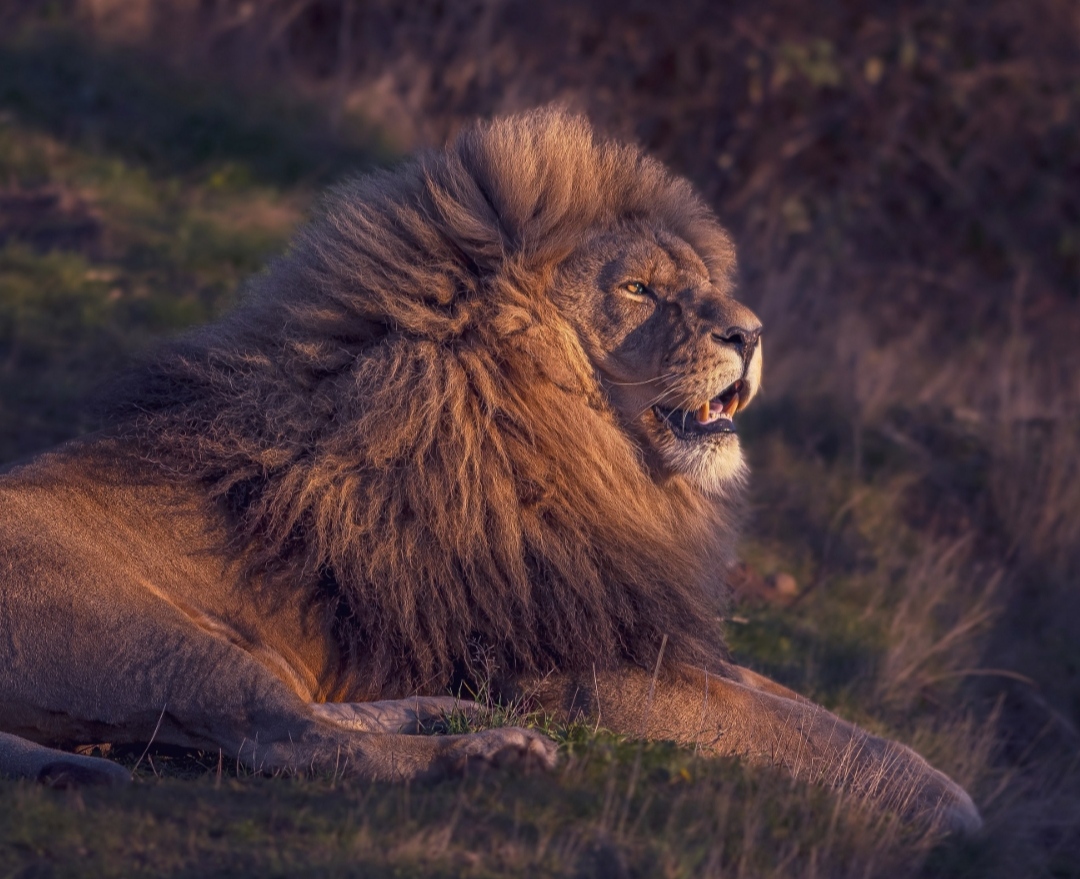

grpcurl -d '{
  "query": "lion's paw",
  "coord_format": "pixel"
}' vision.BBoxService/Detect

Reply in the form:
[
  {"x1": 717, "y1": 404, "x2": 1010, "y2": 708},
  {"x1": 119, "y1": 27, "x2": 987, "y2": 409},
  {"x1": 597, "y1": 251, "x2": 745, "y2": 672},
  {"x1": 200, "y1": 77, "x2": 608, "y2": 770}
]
[
  {"x1": 872, "y1": 746, "x2": 983, "y2": 835},
  {"x1": 430, "y1": 727, "x2": 557, "y2": 779},
  {"x1": 940, "y1": 785, "x2": 983, "y2": 835},
  {"x1": 917, "y1": 767, "x2": 983, "y2": 835}
]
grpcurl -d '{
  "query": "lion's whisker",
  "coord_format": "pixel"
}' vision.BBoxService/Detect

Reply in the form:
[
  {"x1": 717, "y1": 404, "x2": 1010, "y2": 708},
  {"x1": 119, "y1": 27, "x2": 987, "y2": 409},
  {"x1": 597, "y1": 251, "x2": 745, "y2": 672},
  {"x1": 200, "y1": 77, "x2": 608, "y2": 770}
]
[
  {"x1": 634, "y1": 387, "x2": 680, "y2": 420},
  {"x1": 604, "y1": 370, "x2": 681, "y2": 389}
]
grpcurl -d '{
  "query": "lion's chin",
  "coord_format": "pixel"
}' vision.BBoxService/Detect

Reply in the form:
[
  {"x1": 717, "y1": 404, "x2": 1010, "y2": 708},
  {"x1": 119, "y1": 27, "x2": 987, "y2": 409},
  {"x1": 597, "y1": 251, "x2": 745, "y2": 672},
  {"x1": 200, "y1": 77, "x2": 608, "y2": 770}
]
[{"x1": 660, "y1": 434, "x2": 748, "y2": 498}]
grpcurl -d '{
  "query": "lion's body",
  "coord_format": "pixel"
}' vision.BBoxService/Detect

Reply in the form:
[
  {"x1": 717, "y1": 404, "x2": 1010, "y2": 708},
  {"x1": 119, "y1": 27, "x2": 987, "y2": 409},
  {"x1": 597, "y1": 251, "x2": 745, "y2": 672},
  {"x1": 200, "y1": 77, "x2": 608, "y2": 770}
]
[
  {"x1": 0, "y1": 444, "x2": 331, "y2": 738},
  {"x1": 0, "y1": 441, "x2": 557, "y2": 781},
  {"x1": 0, "y1": 110, "x2": 980, "y2": 830}
]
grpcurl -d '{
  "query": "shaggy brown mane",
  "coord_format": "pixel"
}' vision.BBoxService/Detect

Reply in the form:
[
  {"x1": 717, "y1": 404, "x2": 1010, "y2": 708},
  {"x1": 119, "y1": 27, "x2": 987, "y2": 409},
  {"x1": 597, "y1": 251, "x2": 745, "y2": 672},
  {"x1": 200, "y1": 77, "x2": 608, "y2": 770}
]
[{"x1": 107, "y1": 108, "x2": 743, "y2": 697}]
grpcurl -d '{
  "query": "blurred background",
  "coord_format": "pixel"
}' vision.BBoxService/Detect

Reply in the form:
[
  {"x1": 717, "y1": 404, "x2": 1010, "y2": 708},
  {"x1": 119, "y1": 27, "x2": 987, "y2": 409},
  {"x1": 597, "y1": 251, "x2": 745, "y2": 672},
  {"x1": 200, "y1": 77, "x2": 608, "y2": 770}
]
[{"x1": 1, "y1": 1, "x2": 1077, "y2": 874}]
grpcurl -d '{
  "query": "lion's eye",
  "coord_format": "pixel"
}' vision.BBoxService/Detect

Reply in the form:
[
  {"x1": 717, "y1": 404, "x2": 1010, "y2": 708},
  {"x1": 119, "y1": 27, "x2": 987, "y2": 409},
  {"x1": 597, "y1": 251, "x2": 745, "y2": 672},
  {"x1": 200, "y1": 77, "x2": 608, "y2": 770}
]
[{"x1": 621, "y1": 281, "x2": 650, "y2": 302}]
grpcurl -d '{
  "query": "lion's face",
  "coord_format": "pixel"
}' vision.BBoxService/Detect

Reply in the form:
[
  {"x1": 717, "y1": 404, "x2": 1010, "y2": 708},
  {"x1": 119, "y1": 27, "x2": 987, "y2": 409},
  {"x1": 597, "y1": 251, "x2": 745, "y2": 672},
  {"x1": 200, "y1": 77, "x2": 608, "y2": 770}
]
[{"x1": 554, "y1": 222, "x2": 762, "y2": 496}]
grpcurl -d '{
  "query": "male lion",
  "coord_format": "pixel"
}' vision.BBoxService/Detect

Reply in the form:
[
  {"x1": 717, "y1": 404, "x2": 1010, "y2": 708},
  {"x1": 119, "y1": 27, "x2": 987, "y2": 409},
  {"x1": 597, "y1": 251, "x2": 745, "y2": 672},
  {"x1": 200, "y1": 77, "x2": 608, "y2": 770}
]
[{"x1": 0, "y1": 109, "x2": 979, "y2": 831}]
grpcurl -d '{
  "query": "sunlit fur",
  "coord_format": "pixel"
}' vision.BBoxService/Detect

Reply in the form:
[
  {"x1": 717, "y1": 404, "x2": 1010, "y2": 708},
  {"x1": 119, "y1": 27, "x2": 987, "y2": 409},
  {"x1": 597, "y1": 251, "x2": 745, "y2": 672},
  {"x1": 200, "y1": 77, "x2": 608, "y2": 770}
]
[{"x1": 108, "y1": 108, "x2": 746, "y2": 697}]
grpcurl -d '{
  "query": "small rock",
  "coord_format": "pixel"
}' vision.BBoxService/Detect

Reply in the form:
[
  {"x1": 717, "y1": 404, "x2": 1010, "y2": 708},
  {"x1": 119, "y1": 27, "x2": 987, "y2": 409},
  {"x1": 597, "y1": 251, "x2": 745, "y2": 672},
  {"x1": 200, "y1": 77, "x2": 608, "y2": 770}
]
[{"x1": 771, "y1": 572, "x2": 799, "y2": 597}]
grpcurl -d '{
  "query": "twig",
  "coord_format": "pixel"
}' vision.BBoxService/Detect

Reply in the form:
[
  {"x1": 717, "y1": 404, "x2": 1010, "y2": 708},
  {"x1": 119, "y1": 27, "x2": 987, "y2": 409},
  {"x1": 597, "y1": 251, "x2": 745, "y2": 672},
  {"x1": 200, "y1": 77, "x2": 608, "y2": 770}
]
[
  {"x1": 592, "y1": 663, "x2": 603, "y2": 734},
  {"x1": 695, "y1": 668, "x2": 709, "y2": 755},
  {"x1": 131, "y1": 703, "x2": 167, "y2": 779},
  {"x1": 642, "y1": 634, "x2": 668, "y2": 738}
]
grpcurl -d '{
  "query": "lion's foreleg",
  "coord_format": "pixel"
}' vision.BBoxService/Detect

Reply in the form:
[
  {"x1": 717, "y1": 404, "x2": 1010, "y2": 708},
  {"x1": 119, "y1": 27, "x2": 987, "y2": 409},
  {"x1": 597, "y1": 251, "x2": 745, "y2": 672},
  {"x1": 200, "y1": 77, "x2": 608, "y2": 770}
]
[
  {"x1": 310, "y1": 696, "x2": 480, "y2": 734},
  {"x1": 249, "y1": 722, "x2": 555, "y2": 782},
  {"x1": 289, "y1": 697, "x2": 552, "y2": 780},
  {"x1": 525, "y1": 663, "x2": 981, "y2": 833}
]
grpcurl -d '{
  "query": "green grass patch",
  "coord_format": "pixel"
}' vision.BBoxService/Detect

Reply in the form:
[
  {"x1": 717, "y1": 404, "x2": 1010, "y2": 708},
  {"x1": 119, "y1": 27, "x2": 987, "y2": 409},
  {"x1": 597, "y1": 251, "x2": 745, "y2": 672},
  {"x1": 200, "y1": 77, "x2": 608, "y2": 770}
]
[{"x1": 0, "y1": 110, "x2": 310, "y2": 459}]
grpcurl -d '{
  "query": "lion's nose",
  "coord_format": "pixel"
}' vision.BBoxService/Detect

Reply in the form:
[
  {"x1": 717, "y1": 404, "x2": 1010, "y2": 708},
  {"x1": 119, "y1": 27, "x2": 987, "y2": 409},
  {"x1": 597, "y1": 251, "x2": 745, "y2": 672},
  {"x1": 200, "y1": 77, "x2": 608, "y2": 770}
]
[{"x1": 711, "y1": 324, "x2": 762, "y2": 362}]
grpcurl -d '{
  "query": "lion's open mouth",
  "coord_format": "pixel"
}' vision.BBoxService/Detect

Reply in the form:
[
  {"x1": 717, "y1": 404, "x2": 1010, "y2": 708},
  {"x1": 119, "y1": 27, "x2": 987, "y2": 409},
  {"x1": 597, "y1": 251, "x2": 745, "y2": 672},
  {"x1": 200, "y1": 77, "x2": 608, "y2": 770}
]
[{"x1": 654, "y1": 379, "x2": 746, "y2": 439}]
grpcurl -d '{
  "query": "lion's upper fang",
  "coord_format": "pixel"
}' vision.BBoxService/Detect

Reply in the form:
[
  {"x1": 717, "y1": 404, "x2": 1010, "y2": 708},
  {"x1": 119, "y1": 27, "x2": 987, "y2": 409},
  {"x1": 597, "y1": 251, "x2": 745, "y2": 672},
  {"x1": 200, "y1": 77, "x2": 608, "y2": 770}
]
[{"x1": 654, "y1": 379, "x2": 745, "y2": 439}]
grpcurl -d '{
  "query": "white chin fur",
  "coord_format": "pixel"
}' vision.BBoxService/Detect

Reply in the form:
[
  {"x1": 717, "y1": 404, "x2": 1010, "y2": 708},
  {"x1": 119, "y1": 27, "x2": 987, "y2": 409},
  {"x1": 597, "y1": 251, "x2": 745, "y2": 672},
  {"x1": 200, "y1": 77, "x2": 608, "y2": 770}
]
[{"x1": 660, "y1": 434, "x2": 748, "y2": 497}]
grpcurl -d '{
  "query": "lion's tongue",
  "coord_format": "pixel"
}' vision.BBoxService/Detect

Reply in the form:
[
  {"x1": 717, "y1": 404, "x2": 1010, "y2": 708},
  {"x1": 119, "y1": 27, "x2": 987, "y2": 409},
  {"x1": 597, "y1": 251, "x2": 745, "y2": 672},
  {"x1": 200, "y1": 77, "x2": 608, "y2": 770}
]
[
  {"x1": 696, "y1": 402, "x2": 727, "y2": 425},
  {"x1": 696, "y1": 389, "x2": 741, "y2": 424}
]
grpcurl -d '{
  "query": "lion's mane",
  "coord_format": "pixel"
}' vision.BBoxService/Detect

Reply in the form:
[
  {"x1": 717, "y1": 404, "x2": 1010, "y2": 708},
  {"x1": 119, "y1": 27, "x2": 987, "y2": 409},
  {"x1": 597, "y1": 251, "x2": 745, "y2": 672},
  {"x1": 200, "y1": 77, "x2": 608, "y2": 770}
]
[{"x1": 108, "y1": 109, "x2": 743, "y2": 697}]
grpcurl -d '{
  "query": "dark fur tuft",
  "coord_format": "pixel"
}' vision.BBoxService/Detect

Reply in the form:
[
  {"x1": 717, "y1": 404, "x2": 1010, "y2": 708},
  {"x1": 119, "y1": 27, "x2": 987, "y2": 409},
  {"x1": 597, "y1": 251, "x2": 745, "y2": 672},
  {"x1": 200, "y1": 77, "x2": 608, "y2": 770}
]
[{"x1": 108, "y1": 108, "x2": 741, "y2": 696}]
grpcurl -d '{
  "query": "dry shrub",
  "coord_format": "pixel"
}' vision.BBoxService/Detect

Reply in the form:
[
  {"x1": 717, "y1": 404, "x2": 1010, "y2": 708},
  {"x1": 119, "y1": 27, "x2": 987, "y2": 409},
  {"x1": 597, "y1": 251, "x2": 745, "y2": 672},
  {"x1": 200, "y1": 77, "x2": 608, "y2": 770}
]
[
  {"x1": 874, "y1": 536, "x2": 1000, "y2": 714},
  {"x1": 989, "y1": 412, "x2": 1080, "y2": 585}
]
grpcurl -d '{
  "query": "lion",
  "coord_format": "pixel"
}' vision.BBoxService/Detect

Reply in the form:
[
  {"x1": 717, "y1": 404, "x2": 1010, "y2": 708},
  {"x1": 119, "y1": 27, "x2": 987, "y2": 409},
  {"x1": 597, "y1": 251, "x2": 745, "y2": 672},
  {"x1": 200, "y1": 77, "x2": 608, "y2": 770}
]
[{"x1": 0, "y1": 109, "x2": 979, "y2": 831}]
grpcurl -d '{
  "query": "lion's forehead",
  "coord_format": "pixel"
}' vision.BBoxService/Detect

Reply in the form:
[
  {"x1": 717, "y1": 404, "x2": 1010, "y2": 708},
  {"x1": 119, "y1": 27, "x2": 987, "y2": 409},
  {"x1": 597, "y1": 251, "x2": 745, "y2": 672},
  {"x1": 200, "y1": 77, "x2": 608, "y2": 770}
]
[
  {"x1": 653, "y1": 230, "x2": 712, "y2": 283},
  {"x1": 588, "y1": 228, "x2": 711, "y2": 289}
]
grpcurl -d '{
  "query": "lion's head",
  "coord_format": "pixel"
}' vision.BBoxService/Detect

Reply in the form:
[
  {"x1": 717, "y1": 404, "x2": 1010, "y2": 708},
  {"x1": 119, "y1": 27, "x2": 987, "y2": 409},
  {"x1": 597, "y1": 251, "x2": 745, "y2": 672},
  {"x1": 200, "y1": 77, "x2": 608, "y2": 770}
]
[
  {"x1": 111, "y1": 108, "x2": 761, "y2": 694},
  {"x1": 554, "y1": 222, "x2": 762, "y2": 497}
]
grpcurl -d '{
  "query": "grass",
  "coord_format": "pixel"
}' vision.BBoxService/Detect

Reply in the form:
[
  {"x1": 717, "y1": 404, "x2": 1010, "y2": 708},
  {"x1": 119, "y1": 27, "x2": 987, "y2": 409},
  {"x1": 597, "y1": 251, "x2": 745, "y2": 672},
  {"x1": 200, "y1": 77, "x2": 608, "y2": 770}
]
[
  {"x1": 1, "y1": 7, "x2": 1078, "y2": 878},
  {"x1": 0, "y1": 54, "x2": 300, "y2": 459},
  {"x1": 0, "y1": 731, "x2": 944, "y2": 879}
]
